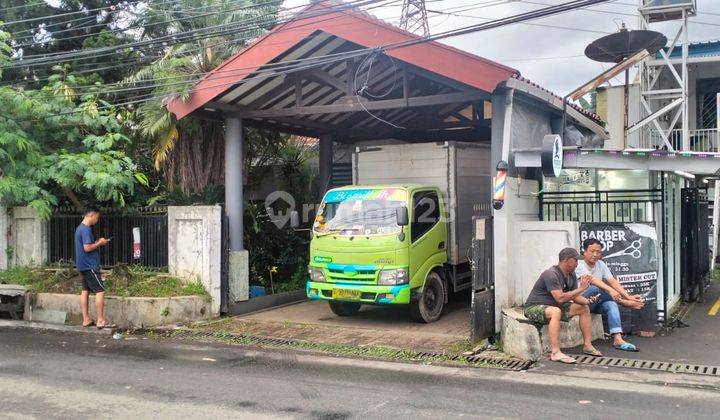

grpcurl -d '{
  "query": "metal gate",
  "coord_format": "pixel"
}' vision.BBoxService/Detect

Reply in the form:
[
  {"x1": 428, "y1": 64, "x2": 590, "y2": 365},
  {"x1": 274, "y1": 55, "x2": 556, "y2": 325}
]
[
  {"x1": 681, "y1": 187, "x2": 710, "y2": 302},
  {"x1": 47, "y1": 207, "x2": 168, "y2": 269},
  {"x1": 470, "y1": 215, "x2": 494, "y2": 343}
]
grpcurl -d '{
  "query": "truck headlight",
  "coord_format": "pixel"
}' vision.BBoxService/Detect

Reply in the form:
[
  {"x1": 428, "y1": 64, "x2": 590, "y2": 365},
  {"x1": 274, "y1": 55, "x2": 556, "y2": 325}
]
[
  {"x1": 378, "y1": 268, "x2": 408, "y2": 285},
  {"x1": 308, "y1": 266, "x2": 326, "y2": 282}
]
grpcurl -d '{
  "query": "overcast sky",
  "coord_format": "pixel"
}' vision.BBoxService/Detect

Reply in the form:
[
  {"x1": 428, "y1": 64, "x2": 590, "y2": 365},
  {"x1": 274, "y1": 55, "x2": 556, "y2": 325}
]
[{"x1": 284, "y1": 0, "x2": 720, "y2": 96}]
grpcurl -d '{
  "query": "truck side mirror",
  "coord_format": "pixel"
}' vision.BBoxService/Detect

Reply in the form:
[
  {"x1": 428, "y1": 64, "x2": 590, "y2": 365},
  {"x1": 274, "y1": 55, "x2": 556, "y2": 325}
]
[
  {"x1": 396, "y1": 207, "x2": 409, "y2": 226},
  {"x1": 290, "y1": 210, "x2": 300, "y2": 228}
]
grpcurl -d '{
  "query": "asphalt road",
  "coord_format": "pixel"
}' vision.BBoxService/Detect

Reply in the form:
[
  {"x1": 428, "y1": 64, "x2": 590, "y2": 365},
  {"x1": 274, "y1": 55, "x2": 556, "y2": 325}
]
[{"x1": 2, "y1": 327, "x2": 720, "y2": 419}]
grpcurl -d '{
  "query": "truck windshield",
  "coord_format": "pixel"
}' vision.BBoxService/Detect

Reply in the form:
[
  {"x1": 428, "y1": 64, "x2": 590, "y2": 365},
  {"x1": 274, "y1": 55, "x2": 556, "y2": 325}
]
[{"x1": 314, "y1": 199, "x2": 405, "y2": 236}]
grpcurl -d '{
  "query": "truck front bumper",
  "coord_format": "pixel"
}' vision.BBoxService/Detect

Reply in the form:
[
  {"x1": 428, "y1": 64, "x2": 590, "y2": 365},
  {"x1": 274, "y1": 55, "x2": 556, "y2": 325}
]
[{"x1": 306, "y1": 281, "x2": 411, "y2": 304}]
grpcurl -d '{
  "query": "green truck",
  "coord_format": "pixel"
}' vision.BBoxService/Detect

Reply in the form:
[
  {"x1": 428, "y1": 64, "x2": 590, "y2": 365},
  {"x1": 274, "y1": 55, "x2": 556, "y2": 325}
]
[{"x1": 294, "y1": 142, "x2": 491, "y2": 323}]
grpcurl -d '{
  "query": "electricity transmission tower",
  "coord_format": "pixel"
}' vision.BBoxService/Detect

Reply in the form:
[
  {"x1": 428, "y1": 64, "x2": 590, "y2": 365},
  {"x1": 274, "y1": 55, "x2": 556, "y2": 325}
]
[{"x1": 400, "y1": 0, "x2": 430, "y2": 37}]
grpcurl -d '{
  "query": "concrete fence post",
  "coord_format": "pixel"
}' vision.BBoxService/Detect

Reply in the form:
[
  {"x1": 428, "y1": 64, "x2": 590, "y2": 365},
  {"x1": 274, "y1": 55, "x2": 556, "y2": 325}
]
[
  {"x1": 9, "y1": 207, "x2": 47, "y2": 267},
  {"x1": 167, "y1": 206, "x2": 222, "y2": 316}
]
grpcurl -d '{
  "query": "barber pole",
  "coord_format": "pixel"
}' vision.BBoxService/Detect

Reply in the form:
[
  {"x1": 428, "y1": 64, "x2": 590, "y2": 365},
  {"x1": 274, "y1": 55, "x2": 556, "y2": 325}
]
[
  {"x1": 493, "y1": 161, "x2": 508, "y2": 210},
  {"x1": 132, "y1": 227, "x2": 141, "y2": 260}
]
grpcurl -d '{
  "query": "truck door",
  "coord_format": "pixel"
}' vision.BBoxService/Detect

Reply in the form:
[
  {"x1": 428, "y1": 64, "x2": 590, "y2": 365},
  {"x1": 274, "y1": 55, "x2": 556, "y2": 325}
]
[{"x1": 409, "y1": 190, "x2": 445, "y2": 286}]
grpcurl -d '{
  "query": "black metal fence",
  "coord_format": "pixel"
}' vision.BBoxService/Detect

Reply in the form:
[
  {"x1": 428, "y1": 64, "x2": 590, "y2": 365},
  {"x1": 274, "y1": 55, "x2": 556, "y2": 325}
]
[
  {"x1": 470, "y1": 214, "x2": 494, "y2": 343},
  {"x1": 681, "y1": 188, "x2": 710, "y2": 302},
  {"x1": 47, "y1": 207, "x2": 168, "y2": 270},
  {"x1": 539, "y1": 189, "x2": 663, "y2": 223}
]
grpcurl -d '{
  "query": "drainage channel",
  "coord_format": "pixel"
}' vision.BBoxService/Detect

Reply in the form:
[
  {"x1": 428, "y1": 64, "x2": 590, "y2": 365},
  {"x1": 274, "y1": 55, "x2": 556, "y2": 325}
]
[
  {"x1": 571, "y1": 354, "x2": 720, "y2": 377},
  {"x1": 156, "y1": 329, "x2": 533, "y2": 371}
]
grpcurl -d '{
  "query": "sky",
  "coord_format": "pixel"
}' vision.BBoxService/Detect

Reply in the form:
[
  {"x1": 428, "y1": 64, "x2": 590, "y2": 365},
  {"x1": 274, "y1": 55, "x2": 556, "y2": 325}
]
[{"x1": 283, "y1": 0, "x2": 720, "y2": 96}]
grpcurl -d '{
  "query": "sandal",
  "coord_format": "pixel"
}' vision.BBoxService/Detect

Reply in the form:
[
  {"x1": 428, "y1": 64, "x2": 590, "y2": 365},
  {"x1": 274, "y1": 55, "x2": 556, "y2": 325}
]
[
  {"x1": 82, "y1": 320, "x2": 96, "y2": 328},
  {"x1": 96, "y1": 322, "x2": 117, "y2": 330},
  {"x1": 551, "y1": 354, "x2": 577, "y2": 364},
  {"x1": 613, "y1": 342, "x2": 639, "y2": 352},
  {"x1": 583, "y1": 347, "x2": 603, "y2": 357}
]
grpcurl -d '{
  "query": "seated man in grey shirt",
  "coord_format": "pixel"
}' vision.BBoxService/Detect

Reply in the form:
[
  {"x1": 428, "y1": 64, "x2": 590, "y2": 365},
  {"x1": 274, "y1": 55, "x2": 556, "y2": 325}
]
[
  {"x1": 575, "y1": 238, "x2": 645, "y2": 352},
  {"x1": 524, "y1": 247, "x2": 601, "y2": 364}
]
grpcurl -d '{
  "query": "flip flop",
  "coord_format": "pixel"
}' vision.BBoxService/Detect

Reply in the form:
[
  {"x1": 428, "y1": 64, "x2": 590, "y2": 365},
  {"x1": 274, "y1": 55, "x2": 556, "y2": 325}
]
[
  {"x1": 613, "y1": 342, "x2": 639, "y2": 352},
  {"x1": 96, "y1": 322, "x2": 117, "y2": 330},
  {"x1": 583, "y1": 347, "x2": 603, "y2": 357},
  {"x1": 82, "y1": 321, "x2": 96, "y2": 328},
  {"x1": 551, "y1": 354, "x2": 577, "y2": 364}
]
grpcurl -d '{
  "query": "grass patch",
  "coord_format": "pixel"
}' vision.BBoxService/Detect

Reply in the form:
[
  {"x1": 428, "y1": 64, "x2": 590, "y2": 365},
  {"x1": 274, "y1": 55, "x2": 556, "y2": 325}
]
[
  {"x1": 0, "y1": 264, "x2": 208, "y2": 298},
  {"x1": 148, "y1": 329, "x2": 526, "y2": 370}
]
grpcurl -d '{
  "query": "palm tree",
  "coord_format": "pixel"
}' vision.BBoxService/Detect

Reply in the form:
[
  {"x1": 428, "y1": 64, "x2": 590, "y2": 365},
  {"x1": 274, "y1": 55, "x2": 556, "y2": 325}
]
[{"x1": 123, "y1": 0, "x2": 281, "y2": 195}]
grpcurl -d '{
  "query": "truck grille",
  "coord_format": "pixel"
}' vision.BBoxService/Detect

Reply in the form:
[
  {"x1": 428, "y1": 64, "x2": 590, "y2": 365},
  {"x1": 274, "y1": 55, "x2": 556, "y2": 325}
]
[{"x1": 327, "y1": 268, "x2": 376, "y2": 282}]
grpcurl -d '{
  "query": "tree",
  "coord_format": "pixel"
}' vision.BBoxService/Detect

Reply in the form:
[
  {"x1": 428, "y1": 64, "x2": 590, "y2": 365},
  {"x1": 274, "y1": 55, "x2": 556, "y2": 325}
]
[
  {"x1": 123, "y1": 0, "x2": 280, "y2": 195},
  {"x1": 0, "y1": 65, "x2": 147, "y2": 218}
]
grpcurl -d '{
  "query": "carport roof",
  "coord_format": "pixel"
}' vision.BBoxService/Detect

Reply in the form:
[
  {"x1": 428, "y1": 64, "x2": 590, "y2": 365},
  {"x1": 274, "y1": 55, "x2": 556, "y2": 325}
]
[
  {"x1": 166, "y1": 1, "x2": 604, "y2": 142},
  {"x1": 167, "y1": 1, "x2": 518, "y2": 121}
]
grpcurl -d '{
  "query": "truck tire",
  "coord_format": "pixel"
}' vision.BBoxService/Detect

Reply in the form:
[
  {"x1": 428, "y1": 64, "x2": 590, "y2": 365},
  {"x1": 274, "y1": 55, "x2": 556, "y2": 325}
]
[
  {"x1": 328, "y1": 301, "x2": 361, "y2": 317},
  {"x1": 410, "y1": 271, "x2": 445, "y2": 323}
]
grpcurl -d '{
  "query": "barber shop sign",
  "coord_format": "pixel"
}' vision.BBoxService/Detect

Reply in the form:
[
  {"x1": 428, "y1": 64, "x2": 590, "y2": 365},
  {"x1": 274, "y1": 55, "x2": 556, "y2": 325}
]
[{"x1": 580, "y1": 222, "x2": 660, "y2": 333}]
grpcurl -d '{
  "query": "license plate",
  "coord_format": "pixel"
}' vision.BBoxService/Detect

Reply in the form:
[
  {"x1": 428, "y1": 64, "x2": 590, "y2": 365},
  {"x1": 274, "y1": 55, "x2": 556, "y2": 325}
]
[{"x1": 332, "y1": 288, "x2": 361, "y2": 300}]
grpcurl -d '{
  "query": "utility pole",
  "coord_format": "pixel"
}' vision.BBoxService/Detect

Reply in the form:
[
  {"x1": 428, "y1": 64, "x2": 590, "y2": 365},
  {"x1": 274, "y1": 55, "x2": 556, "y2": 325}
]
[{"x1": 400, "y1": 0, "x2": 430, "y2": 37}]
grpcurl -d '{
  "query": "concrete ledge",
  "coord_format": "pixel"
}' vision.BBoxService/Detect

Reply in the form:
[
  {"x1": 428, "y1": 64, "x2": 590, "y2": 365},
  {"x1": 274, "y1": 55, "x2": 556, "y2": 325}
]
[
  {"x1": 23, "y1": 293, "x2": 212, "y2": 330},
  {"x1": 502, "y1": 307, "x2": 604, "y2": 362},
  {"x1": 228, "y1": 289, "x2": 306, "y2": 316},
  {"x1": 0, "y1": 319, "x2": 113, "y2": 335}
]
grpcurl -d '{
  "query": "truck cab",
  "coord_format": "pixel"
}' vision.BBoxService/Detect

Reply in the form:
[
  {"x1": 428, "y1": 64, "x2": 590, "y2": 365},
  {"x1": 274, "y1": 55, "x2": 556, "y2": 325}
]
[{"x1": 305, "y1": 184, "x2": 449, "y2": 323}]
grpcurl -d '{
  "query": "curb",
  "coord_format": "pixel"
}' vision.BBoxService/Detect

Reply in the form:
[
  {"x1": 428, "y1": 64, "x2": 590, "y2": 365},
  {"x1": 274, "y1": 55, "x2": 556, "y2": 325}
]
[
  {"x1": 146, "y1": 332, "x2": 720, "y2": 398},
  {"x1": 0, "y1": 319, "x2": 114, "y2": 335}
]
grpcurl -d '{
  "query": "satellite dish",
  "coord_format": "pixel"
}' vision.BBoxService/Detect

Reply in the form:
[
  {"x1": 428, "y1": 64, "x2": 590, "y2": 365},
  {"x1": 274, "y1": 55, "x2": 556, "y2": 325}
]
[{"x1": 585, "y1": 27, "x2": 667, "y2": 63}]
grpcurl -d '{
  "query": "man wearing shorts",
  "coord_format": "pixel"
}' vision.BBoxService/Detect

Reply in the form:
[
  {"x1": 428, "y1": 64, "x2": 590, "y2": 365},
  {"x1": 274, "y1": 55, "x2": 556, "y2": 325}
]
[
  {"x1": 524, "y1": 247, "x2": 601, "y2": 364},
  {"x1": 75, "y1": 208, "x2": 115, "y2": 329}
]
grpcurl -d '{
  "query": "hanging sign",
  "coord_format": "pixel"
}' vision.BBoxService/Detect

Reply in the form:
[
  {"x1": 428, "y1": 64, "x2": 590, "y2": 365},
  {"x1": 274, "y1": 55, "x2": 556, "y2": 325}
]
[{"x1": 541, "y1": 134, "x2": 563, "y2": 178}]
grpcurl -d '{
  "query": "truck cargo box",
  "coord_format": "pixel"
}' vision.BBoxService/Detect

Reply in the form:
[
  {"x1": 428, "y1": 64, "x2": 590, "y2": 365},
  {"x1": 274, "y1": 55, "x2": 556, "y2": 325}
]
[{"x1": 353, "y1": 141, "x2": 491, "y2": 265}]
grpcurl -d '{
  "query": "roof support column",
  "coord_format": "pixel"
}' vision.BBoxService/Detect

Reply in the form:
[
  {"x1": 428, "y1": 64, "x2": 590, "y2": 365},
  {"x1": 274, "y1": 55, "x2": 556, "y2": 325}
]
[
  {"x1": 225, "y1": 117, "x2": 249, "y2": 303},
  {"x1": 225, "y1": 117, "x2": 245, "y2": 251},
  {"x1": 319, "y1": 134, "x2": 333, "y2": 193}
]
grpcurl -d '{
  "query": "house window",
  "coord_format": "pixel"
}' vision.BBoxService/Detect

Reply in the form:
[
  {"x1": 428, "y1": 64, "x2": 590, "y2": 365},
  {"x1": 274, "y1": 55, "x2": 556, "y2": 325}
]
[{"x1": 697, "y1": 78, "x2": 720, "y2": 130}]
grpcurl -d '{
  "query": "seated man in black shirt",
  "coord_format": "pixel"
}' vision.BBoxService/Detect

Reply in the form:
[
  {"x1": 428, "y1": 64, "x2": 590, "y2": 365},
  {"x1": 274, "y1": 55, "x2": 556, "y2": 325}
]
[{"x1": 524, "y1": 247, "x2": 601, "y2": 364}]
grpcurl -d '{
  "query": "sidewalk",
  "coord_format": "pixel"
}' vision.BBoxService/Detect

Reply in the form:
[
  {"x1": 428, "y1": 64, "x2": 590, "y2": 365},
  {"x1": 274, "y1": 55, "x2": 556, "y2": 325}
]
[{"x1": 568, "y1": 280, "x2": 720, "y2": 366}]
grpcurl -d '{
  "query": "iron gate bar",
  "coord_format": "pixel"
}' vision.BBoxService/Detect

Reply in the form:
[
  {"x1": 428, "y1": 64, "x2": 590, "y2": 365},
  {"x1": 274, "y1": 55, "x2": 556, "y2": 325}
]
[
  {"x1": 47, "y1": 207, "x2": 169, "y2": 270},
  {"x1": 539, "y1": 189, "x2": 663, "y2": 223}
]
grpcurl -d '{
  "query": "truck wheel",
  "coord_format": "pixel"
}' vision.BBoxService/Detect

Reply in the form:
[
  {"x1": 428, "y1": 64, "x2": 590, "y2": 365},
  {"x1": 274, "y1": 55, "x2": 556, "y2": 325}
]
[
  {"x1": 410, "y1": 271, "x2": 445, "y2": 323},
  {"x1": 328, "y1": 301, "x2": 361, "y2": 317}
]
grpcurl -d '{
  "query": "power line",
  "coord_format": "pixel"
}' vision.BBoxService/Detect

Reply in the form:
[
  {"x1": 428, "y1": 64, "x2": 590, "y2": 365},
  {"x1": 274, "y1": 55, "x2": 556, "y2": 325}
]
[
  {"x1": 516, "y1": 0, "x2": 720, "y2": 28},
  {"x1": 2, "y1": 0, "x2": 155, "y2": 26},
  {"x1": 0, "y1": 0, "x2": 53, "y2": 14},
  {"x1": 5, "y1": 0, "x2": 386, "y2": 68},
  {"x1": 427, "y1": 9, "x2": 613, "y2": 35},
  {"x1": 10, "y1": 0, "x2": 284, "y2": 48},
  {"x1": 20, "y1": 0, "x2": 620, "y2": 117},
  {"x1": 7, "y1": 0, "x2": 403, "y2": 89}
]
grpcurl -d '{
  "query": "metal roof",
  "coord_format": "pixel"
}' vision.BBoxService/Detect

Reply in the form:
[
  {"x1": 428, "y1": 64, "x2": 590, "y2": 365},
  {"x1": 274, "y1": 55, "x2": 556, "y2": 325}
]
[
  {"x1": 665, "y1": 39, "x2": 720, "y2": 59},
  {"x1": 166, "y1": 1, "x2": 517, "y2": 124},
  {"x1": 166, "y1": 0, "x2": 604, "y2": 142}
]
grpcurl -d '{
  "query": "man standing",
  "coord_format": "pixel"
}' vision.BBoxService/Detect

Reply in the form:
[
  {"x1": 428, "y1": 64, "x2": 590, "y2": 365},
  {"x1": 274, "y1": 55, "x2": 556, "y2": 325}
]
[
  {"x1": 75, "y1": 208, "x2": 115, "y2": 329},
  {"x1": 524, "y1": 248, "x2": 602, "y2": 364},
  {"x1": 576, "y1": 238, "x2": 644, "y2": 352}
]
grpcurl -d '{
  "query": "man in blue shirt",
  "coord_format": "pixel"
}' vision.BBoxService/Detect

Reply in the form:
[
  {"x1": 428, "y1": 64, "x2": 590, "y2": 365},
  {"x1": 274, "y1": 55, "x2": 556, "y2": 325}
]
[{"x1": 75, "y1": 208, "x2": 114, "y2": 329}]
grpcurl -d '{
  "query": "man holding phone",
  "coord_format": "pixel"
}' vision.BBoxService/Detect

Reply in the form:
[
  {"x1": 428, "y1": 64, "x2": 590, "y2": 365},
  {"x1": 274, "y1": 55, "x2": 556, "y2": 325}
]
[
  {"x1": 74, "y1": 208, "x2": 115, "y2": 329},
  {"x1": 576, "y1": 238, "x2": 644, "y2": 352},
  {"x1": 523, "y1": 248, "x2": 602, "y2": 364}
]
